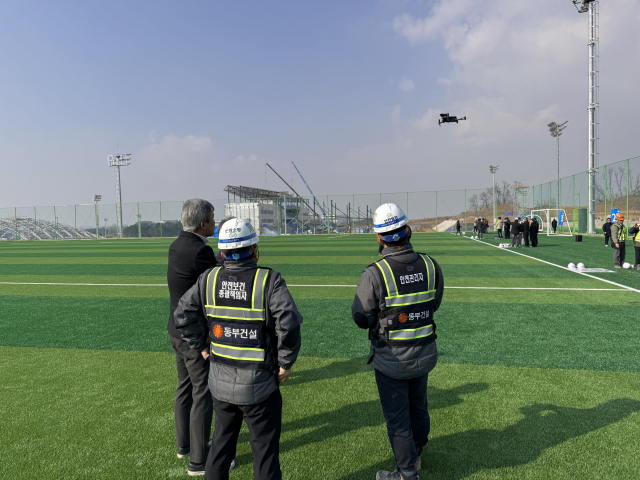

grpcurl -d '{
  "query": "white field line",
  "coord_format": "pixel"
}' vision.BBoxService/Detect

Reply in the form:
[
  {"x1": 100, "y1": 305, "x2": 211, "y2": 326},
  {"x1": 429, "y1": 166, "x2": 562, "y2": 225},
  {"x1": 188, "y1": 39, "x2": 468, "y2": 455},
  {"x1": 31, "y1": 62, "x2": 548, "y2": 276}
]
[
  {"x1": 326, "y1": 235, "x2": 351, "y2": 239},
  {"x1": 0, "y1": 282, "x2": 629, "y2": 292},
  {"x1": 463, "y1": 237, "x2": 640, "y2": 294}
]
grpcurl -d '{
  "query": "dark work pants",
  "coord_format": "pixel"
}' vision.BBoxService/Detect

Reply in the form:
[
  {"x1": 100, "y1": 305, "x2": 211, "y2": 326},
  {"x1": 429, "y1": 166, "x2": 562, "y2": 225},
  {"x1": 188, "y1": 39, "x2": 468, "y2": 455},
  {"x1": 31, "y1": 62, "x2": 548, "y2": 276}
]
[
  {"x1": 375, "y1": 369, "x2": 430, "y2": 472},
  {"x1": 635, "y1": 246, "x2": 640, "y2": 267},
  {"x1": 614, "y1": 243, "x2": 626, "y2": 266},
  {"x1": 523, "y1": 233, "x2": 530, "y2": 247},
  {"x1": 205, "y1": 389, "x2": 282, "y2": 480},
  {"x1": 170, "y1": 336, "x2": 213, "y2": 466},
  {"x1": 505, "y1": 229, "x2": 510, "y2": 239},
  {"x1": 531, "y1": 233, "x2": 538, "y2": 247},
  {"x1": 605, "y1": 234, "x2": 611, "y2": 246},
  {"x1": 497, "y1": 229, "x2": 503, "y2": 238}
]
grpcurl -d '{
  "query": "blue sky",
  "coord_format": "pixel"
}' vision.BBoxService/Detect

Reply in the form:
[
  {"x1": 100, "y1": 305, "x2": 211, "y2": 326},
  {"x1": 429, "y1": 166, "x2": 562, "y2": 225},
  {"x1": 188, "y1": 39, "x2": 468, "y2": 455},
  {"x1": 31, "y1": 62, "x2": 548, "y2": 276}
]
[{"x1": 1, "y1": 0, "x2": 639, "y2": 207}]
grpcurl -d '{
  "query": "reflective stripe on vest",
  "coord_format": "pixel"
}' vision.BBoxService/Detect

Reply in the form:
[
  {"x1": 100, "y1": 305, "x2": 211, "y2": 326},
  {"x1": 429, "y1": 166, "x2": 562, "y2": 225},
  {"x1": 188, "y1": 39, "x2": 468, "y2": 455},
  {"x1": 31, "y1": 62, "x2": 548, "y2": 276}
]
[
  {"x1": 618, "y1": 225, "x2": 627, "y2": 241},
  {"x1": 205, "y1": 267, "x2": 269, "y2": 320},
  {"x1": 375, "y1": 255, "x2": 436, "y2": 307},
  {"x1": 211, "y1": 342, "x2": 265, "y2": 362},
  {"x1": 388, "y1": 324, "x2": 434, "y2": 341}
]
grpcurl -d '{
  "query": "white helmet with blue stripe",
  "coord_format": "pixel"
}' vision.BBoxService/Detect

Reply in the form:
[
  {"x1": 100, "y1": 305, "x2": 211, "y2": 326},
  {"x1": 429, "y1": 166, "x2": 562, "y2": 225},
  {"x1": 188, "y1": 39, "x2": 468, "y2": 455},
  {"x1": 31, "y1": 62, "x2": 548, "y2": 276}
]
[
  {"x1": 373, "y1": 203, "x2": 409, "y2": 238},
  {"x1": 218, "y1": 218, "x2": 259, "y2": 251}
]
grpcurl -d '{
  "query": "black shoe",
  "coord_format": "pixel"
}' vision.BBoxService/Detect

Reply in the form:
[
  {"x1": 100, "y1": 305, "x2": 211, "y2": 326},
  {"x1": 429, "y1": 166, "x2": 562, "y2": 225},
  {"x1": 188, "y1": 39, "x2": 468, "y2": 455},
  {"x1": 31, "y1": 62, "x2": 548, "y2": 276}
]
[
  {"x1": 376, "y1": 470, "x2": 418, "y2": 480},
  {"x1": 177, "y1": 447, "x2": 190, "y2": 460},
  {"x1": 188, "y1": 462, "x2": 206, "y2": 476}
]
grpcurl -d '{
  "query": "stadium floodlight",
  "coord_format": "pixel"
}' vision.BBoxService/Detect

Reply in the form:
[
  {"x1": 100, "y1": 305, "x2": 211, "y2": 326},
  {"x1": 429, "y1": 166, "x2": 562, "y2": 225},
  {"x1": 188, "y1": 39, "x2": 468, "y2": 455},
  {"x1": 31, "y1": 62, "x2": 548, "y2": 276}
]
[
  {"x1": 489, "y1": 165, "x2": 499, "y2": 227},
  {"x1": 569, "y1": 0, "x2": 598, "y2": 233},
  {"x1": 548, "y1": 121, "x2": 568, "y2": 210},
  {"x1": 108, "y1": 154, "x2": 131, "y2": 238}
]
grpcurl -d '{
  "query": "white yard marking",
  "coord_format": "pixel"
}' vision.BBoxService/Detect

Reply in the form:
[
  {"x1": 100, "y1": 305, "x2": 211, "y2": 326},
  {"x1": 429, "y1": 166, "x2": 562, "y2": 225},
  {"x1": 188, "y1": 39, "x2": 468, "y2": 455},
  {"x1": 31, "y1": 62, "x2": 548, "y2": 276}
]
[
  {"x1": 463, "y1": 237, "x2": 640, "y2": 294},
  {"x1": 0, "y1": 282, "x2": 629, "y2": 292}
]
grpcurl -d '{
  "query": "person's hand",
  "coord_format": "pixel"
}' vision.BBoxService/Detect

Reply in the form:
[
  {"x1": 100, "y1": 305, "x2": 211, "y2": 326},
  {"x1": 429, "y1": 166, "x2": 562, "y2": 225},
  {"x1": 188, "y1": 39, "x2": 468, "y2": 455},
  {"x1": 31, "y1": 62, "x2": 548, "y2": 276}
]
[
  {"x1": 201, "y1": 349, "x2": 210, "y2": 360},
  {"x1": 277, "y1": 367, "x2": 291, "y2": 383},
  {"x1": 615, "y1": 243, "x2": 620, "y2": 249}
]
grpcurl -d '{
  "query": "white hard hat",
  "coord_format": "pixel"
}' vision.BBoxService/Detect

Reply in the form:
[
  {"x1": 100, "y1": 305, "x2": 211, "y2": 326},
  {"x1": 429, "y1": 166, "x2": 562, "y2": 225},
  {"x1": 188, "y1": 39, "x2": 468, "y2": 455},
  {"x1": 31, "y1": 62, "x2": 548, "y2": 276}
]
[
  {"x1": 218, "y1": 218, "x2": 259, "y2": 251},
  {"x1": 373, "y1": 203, "x2": 408, "y2": 235}
]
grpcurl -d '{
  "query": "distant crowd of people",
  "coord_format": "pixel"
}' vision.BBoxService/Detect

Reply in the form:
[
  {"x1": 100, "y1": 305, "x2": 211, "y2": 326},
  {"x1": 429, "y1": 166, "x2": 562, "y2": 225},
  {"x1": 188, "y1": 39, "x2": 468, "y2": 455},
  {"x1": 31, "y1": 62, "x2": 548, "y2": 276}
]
[{"x1": 497, "y1": 216, "x2": 539, "y2": 247}]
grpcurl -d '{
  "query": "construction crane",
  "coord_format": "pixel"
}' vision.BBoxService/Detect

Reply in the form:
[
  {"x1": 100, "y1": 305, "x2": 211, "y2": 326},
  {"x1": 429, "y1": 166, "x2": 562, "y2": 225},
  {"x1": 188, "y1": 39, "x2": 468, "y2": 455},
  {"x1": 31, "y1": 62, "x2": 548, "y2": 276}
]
[
  {"x1": 265, "y1": 163, "x2": 319, "y2": 234},
  {"x1": 291, "y1": 162, "x2": 331, "y2": 232}
]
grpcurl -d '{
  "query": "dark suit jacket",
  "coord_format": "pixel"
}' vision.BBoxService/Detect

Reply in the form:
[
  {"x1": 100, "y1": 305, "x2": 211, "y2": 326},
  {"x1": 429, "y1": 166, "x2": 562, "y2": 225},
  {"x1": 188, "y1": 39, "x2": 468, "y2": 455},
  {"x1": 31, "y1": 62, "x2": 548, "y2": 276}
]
[{"x1": 167, "y1": 231, "x2": 218, "y2": 339}]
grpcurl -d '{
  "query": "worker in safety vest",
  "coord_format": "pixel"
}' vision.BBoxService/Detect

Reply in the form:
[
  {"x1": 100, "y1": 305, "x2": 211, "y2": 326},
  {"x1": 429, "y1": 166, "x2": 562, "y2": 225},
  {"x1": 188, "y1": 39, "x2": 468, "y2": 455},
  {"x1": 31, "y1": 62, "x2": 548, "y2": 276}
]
[
  {"x1": 175, "y1": 218, "x2": 303, "y2": 480},
  {"x1": 351, "y1": 203, "x2": 444, "y2": 480},
  {"x1": 611, "y1": 213, "x2": 627, "y2": 268},
  {"x1": 627, "y1": 221, "x2": 640, "y2": 270}
]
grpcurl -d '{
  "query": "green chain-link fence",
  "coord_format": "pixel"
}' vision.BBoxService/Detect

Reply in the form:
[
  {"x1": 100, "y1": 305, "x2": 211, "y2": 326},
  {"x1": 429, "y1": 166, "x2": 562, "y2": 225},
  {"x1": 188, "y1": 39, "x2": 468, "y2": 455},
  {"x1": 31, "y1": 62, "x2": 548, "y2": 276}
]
[{"x1": 2, "y1": 155, "x2": 639, "y2": 240}]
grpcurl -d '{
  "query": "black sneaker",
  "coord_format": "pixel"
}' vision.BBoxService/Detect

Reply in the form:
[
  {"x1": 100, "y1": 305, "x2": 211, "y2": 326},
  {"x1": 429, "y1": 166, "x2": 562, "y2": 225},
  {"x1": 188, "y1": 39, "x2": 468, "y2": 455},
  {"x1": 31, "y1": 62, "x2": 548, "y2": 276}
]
[{"x1": 188, "y1": 462, "x2": 206, "y2": 476}]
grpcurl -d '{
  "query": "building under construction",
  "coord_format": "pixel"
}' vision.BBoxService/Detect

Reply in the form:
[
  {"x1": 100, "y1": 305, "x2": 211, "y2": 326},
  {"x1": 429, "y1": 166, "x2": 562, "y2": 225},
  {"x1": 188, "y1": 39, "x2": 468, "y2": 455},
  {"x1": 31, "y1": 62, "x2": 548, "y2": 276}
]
[{"x1": 224, "y1": 185, "x2": 327, "y2": 235}]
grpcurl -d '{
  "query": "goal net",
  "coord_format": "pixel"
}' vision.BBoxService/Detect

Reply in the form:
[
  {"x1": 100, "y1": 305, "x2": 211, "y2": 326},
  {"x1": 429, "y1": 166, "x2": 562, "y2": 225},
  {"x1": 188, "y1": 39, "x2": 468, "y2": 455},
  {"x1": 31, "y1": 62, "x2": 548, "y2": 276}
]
[{"x1": 530, "y1": 209, "x2": 573, "y2": 236}]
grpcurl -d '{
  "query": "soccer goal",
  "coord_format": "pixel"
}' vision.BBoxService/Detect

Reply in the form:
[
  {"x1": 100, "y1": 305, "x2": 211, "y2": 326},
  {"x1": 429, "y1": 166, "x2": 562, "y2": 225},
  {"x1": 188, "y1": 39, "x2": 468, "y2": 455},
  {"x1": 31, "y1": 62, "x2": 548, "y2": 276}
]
[{"x1": 530, "y1": 209, "x2": 573, "y2": 236}]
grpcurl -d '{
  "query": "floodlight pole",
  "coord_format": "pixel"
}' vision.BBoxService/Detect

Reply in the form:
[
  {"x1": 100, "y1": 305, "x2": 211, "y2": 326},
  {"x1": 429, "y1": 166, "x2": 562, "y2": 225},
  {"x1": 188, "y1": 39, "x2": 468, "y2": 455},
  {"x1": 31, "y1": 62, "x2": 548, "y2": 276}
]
[
  {"x1": 489, "y1": 166, "x2": 499, "y2": 228},
  {"x1": 587, "y1": 0, "x2": 599, "y2": 234},
  {"x1": 107, "y1": 154, "x2": 131, "y2": 238},
  {"x1": 572, "y1": 0, "x2": 598, "y2": 233},
  {"x1": 93, "y1": 195, "x2": 102, "y2": 240}
]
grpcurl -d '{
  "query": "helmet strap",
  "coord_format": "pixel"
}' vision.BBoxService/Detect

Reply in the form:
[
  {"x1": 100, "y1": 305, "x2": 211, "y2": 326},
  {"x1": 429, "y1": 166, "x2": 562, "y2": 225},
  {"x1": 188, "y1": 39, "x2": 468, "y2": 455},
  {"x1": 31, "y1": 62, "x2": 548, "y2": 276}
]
[{"x1": 381, "y1": 228, "x2": 407, "y2": 243}]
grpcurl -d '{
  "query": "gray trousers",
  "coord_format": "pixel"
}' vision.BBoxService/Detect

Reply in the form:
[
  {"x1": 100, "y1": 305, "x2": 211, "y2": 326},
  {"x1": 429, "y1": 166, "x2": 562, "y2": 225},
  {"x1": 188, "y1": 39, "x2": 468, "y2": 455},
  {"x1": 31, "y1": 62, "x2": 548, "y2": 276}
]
[
  {"x1": 171, "y1": 336, "x2": 213, "y2": 465},
  {"x1": 511, "y1": 233, "x2": 521, "y2": 247}
]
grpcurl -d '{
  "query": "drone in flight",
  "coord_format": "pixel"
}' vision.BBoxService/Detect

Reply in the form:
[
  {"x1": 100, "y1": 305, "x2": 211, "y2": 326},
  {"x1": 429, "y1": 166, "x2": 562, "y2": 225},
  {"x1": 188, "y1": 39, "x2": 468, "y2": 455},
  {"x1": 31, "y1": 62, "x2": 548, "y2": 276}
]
[{"x1": 438, "y1": 113, "x2": 467, "y2": 126}]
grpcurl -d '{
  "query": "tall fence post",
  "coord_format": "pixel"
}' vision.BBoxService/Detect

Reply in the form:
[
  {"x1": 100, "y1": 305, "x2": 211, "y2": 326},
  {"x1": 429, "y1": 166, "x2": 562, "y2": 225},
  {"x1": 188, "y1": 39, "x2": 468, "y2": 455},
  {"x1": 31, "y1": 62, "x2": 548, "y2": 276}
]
[
  {"x1": 435, "y1": 191, "x2": 438, "y2": 232},
  {"x1": 604, "y1": 164, "x2": 607, "y2": 218},
  {"x1": 138, "y1": 203, "x2": 141, "y2": 238},
  {"x1": 406, "y1": 192, "x2": 409, "y2": 222},
  {"x1": 464, "y1": 189, "x2": 467, "y2": 233},
  {"x1": 34, "y1": 207, "x2": 38, "y2": 240},
  {"x1": 627, "y1": 158, "x2": 630, "y2": 221},
  {"x1": 160, "y1": 202, "x2": 163, "y2": 238},
  {"x1": 14, "y1": 207, "x2": 17, "y2": 240}
]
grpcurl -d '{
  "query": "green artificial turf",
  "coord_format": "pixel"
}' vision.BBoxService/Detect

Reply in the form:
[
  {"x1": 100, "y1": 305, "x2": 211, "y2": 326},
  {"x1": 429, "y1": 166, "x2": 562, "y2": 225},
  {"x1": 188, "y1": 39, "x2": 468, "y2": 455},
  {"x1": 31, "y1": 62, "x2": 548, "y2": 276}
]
[{"x1": 2, "y1": 233, "x2": 640, "y2": 479}]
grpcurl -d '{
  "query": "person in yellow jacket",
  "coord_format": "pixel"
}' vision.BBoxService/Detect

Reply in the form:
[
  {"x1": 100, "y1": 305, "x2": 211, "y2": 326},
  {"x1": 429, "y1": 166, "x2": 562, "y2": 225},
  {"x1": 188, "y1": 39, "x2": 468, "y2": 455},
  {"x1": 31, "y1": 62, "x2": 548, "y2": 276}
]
[
  {"x1": 627, "y1": 221, "x2": 640, "y2": 270},
  {"x1": 610, "y1": 214, "x2": 627, "y2": 268}
]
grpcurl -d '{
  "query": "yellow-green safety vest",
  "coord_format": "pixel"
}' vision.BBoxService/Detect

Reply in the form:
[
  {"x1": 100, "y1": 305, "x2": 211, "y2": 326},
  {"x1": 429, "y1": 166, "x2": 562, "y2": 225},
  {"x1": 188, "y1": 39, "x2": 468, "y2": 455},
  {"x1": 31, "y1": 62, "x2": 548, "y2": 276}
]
[
  {"x1": 374, "y1": 254, "x2": 436, "y2": 342},
  {"x1": 205, "y1": 267, "x2": 270, "y2": 363}
]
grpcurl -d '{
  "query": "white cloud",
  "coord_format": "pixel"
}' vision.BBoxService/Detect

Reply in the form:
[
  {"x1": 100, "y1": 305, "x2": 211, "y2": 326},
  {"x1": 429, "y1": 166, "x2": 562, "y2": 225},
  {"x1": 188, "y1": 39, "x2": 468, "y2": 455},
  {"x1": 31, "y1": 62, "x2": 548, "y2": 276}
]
[
  {"x1": 399, "y1": 76, "x2": 415, "y2": 92},
  {"x1": 391, "y1": 105, "x2": 402, "y2": 123}
]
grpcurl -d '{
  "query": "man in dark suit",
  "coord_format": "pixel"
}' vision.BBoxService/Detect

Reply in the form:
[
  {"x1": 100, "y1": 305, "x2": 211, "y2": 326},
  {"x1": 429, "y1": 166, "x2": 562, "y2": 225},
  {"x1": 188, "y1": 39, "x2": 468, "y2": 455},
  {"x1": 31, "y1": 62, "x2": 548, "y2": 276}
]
[
  {"x1": 522, "y1": 218, "x2": 530, "y2": 247},
  {"x1": 168, "y1": 199, "x2": 217, "y2": 476},
  {"x1": 504, "y1": 217, "x2": 511, "y2": 239}
]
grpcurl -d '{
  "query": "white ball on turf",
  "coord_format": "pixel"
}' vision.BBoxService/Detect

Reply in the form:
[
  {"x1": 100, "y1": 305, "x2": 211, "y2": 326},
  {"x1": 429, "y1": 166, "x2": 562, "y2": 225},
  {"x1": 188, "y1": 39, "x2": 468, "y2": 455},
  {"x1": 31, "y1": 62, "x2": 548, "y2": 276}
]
[
  {"x1": 577, "y1": 263, "x2": 585, "y2": 270},
  {"x1": 623, "y1": 262, "x2": 631, "y2": 269},
  {"x1": 568, "y1": 263, "x2": 576, "y2": 269}
]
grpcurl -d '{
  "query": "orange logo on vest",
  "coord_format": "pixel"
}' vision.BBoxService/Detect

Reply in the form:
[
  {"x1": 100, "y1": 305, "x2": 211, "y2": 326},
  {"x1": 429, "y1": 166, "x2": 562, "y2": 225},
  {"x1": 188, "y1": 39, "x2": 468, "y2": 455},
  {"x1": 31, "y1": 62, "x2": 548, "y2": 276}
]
[
  {"x1": 213, "y1": 324, "x2": 224, "y2": 338},
  {"x1": 398, "y1": 313, "x2": 408, "y2": 323}
]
